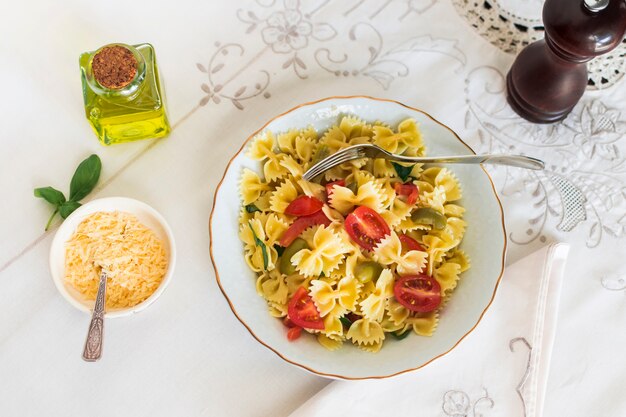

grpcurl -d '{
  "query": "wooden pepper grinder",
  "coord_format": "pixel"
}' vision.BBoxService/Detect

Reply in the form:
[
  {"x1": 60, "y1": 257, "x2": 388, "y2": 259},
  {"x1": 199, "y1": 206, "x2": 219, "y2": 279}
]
[{"x1": 506, "y1": 0, "x2": 626, "y2": 123}]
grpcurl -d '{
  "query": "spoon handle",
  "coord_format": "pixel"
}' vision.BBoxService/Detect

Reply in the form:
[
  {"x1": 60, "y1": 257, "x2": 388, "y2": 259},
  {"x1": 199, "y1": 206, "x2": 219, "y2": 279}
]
[{"x1": 82, "y1": 271, "x2": 107, "y2": 362}]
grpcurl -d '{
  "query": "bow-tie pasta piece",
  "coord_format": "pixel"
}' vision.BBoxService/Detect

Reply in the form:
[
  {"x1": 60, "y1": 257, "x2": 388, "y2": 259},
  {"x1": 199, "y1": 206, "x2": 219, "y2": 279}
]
[
  {"x1": 374, "y1": 232, "x2": 427, "y2": 276},
  {"x1": 310, "y1": 275, "x2": 361, "y2": 317},
  {"x1": 277, "y1": 127, "x2": 318, "y2": 164},
  {"x1": 329, "y1": 182, "x2": 385, "y2": 215},
  {"x1": 381, "y1": 198, "x2": 413, "y2": 228},
  {"x1": 360, "y1": 269, "x2": 395, "y2": 322},
  {"x1": 445, "y1": 249, "x2": 471, "y2": 272},
  {"x1": 291, "y1": 225, "x2": 349, "y2": 277},
  {"x1": 248, "y1": 131, "x2": 290, "y2": 181},
  {"x1": 268, "y1": 300, "x2": 288, "y2": 318},
  {"x1": 280, "y1": 155, "x2": 304, "y2": 178},
  {"x1": 256, "y1": 269, "x2": 288, "y2": 304},
  {"x1": 407, "y1": 312, "x2": 439, "y2": 336},
  {"x1": 373, "y1": 118, "x2": 425, "y2": 155},
  {"x1": 240, "y1": 168, "x2": 271, "y2": 205},
  {"x1": 384, "y1": 298, "x2": 410, "y2": 330},
  {"x1": 270, "y1": 179, "x2": 299, "y2": 214},
  {"x1": 444, "y1": 203, "x2": 466, "y2": 218},
  {"x1": 317, "y1": 334, "x2": 344, "y2": 351},
  {"x1": 347, "y1": 318, "x2": 385, "y2": 352},
  {"x1": 240, "y1": 216, "x2": 278, "y2": 272},
  {"x1": 434, "y1": 262, "x2": 462, "y2": 294}
]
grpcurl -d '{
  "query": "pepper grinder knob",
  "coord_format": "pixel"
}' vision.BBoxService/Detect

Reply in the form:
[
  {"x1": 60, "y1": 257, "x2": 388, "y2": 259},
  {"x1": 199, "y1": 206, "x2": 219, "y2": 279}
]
[
  {"x1": 506, "y1": 0, "x2": 626, "y2": 124},
  {"x1": 584, "y1": 0, "x2": 609, "y2": 12}
]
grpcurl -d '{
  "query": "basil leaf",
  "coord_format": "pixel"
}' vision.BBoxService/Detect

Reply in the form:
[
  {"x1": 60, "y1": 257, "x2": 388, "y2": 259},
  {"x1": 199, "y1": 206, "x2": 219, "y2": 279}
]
[
  {"x1": 245, "y1": 204, "x2": 261, "y2": 213},
  {"x1": 339, "y1": 317, "x2": 352, "y2": 328},
  {"x1": 248, "y1": 221, "x2": 268, "y2": 269},
  {"x1": 59, "y1": 201, "x2": 82, "y2": 219},
  {"x1": 69, "y1": 154, "x2": 101, "y2": 201},
  {"x1": 274, "y1": 244, "x2": 286, "y2": 257},
  {"x1": 391, "y1": 329, "x2": 411, "y2": 340},
  {"x1": 34, "y1": 187, "x2": 66, "y2": 205},
  {"x1": 392, "y1": 162, "x2": 414, "y2": 182}
]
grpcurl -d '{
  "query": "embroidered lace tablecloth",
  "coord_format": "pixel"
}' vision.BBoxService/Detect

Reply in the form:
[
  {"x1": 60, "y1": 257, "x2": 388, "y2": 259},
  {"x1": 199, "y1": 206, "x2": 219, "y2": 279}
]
[{"x1": 0, "y1": 0, "x2": 624, "y2": 416}]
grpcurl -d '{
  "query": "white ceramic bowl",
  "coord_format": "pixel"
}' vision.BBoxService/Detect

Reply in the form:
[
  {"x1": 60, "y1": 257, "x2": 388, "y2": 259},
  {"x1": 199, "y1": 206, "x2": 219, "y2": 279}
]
[
  {"x1": 50, "y1": 197, "x2": 176, "y2": 318},
  {"x1": 210, "y1": 96, "x2": 506, "y2": 379}
]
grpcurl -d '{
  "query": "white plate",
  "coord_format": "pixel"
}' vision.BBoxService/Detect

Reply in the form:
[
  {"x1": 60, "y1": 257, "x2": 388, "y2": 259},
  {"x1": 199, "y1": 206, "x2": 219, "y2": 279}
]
[
  {"x1": 210, "y1": 96, "x2": 506, "y2": 379},
  {"x1": 49, "y1": 197, "x2": 176, "y2": 318}
]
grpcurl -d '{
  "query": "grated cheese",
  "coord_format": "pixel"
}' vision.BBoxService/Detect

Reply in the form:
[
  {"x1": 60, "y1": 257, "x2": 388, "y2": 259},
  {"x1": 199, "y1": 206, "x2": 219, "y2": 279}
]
[{"x1": 65, "y1": 211, "x2": 168, "y2": 309}]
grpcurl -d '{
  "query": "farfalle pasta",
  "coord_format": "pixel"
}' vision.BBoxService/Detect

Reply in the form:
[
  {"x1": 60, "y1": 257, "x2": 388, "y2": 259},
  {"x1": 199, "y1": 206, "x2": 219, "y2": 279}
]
[{"x1": 238, "y1": 116, "x2": 470, "y2": 352}]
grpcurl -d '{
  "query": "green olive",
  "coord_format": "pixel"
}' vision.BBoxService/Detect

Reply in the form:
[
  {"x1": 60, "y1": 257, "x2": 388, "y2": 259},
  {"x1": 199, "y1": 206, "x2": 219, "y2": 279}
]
[
  {"x1": 411, "y1": 207, "x2": 447, "y2": 230},
  {"x1": 347, "y1": 182, "x2": 359, "y2": 194},
  {"x1": 354, "y1": 261, "x2": 383, "y2": 284},
  {"x1": 279, "y1": 238, "x2": 309, "y2": 275}
]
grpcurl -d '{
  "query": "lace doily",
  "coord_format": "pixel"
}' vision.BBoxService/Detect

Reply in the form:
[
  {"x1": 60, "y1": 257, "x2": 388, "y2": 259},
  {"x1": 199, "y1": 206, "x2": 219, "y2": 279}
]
[{"x1": 452, "y1": 0, "x2": 626, "y2": 90}]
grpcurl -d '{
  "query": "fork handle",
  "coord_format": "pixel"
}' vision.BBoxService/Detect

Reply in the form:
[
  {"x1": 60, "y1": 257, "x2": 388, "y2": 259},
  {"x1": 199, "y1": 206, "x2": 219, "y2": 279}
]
[{"x1": 389, "y1": 154, "x2": 545, "y2": 170}]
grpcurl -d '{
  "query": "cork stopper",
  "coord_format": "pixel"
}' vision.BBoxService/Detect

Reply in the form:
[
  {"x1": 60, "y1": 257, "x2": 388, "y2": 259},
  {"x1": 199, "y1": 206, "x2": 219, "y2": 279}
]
[{"x1": 92, "y1": 45, "x2": 138, "y2": 89}]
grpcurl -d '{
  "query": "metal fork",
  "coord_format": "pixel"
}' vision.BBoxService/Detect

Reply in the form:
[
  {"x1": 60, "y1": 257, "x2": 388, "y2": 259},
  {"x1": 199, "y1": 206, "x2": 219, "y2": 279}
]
[{"x1": 302, "y1": 143, "x2": 544, "y2": 181}]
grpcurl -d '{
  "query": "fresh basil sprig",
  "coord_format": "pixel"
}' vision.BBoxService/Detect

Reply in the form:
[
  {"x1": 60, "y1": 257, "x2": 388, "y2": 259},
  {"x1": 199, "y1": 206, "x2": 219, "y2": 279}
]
[
  {"x1": 245, "y1": 204, "x2": 261, "y2": 213},
  {"x1": 248, "y1": 221, "x2": 269, "y2": 269},
  {"x1": 339, "y1": 317, "x2": 352, "y2": 328},
  {"x1": 392, "y1": 162, "x2": 415, "y2": 182},
  {"x1": 34, "y1": 154, "x2": 102, "y2": 231}
]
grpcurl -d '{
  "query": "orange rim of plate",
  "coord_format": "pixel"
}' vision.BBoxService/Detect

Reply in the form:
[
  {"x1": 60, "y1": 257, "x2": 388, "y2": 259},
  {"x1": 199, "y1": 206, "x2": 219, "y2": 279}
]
[{"x1": 208, "y1": 95, "x2": 507, "y2": 380}]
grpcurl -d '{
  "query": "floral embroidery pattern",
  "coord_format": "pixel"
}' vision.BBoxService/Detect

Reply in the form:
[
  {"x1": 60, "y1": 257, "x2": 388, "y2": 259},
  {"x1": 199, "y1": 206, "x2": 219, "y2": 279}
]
[
  {"x1": 510, "y1": 337, "x2": 532, "y2": 417},
  {"x1": 465, "y1": 66, "x2": 626, "y2": 247},
  {"x1": 196, "y1": 42, "x2": 272, "y2": 110},
  {"x1": 237, "y1": 0, "x2": 337, "y2": 79},
  {"x1": 315, "y1": 23, "x2": 466, "y2": 89},
  {"x1": 196, "y1": 0, "x2": 465, "y2": 110},
  {"x1": 442, "y1": 389, "x2": 494, "y2": 417}
]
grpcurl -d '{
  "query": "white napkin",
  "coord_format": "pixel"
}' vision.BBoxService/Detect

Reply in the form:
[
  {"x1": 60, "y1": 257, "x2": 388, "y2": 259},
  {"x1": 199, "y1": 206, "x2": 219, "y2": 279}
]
[{"x1": 289, "y1": 243, "x2": 569, "y2": 417}]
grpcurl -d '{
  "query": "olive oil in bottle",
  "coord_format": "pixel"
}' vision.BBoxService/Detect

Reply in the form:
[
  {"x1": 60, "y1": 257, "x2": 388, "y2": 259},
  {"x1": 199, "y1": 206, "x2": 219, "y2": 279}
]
[{"x1": 79, "y1": 43, "x2": 170, "y2": 145}]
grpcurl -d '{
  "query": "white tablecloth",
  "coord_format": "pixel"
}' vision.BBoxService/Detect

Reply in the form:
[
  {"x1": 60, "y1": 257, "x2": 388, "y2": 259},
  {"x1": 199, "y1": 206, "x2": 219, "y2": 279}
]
[{"x1": 1, "y1": 1, "x2": 624, "y2": 416}]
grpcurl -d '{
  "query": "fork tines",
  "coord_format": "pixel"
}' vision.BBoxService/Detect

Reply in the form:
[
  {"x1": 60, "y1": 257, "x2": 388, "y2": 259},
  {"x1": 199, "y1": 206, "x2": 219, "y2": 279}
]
[{"x1": 303, "y1": 147, "x2": 365, "y2": 180}]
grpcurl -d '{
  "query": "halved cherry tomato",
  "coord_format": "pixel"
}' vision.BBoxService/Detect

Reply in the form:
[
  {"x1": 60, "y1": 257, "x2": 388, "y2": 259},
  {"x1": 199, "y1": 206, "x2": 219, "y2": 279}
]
[
  {"x1": 344, "y1": 206, "x2": 391, "y2": 251},
  {"x1": 279, "y1": 211, "x2": 331, "y2": 247},
  {"x1": 287, "y1": 287, "x2": 325, "y2": 330},
  {"x1": 285, "y1": 196, "x2": 324, "y2": 217},
  {"x1": 398, "y1": 234, "x2": 425, "y2": 253},
  {"x1": 287, "y1": 326, "x2": 302, "y2": 341},
  {"x1": 325, "y1": 179, "x2": 345, "y2": 199},
  {"x1": 393, "y1": 274, "x2": 441, "y2": 313},
  {"x1": 394, "y1": 182, "x2": 419, "y2": 205}
]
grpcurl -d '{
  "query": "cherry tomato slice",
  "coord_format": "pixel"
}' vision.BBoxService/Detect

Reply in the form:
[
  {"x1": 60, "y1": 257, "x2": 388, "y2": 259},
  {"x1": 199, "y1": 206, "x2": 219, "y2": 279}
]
[
  {"x1": 287, "y1": 326, "x2": 302, "y2": 341},
  {"x1": 398, "y1": 234, "x2": 425, "y2": 252},
  {"x1": 344, "y1": 206, "x2": 391, "y2": 251},
  {"x1": 394, "y1": 182, "x2": 419, "y2": 205},
  {"x1": 285, "y1": 196, "x2": 324, "y2": 217},
  {"x1": 325, "y1": 179, "x2": 345, "y2": 199},
  {"x1": 287, "y1": 287, "x2": 325, "y2": 330},
  {"x1": 279, "y1": 211, "x2": 331, "y2": 247},
  {"x1": 393, "y1": 274, "x2": 442, "y2": 313}
]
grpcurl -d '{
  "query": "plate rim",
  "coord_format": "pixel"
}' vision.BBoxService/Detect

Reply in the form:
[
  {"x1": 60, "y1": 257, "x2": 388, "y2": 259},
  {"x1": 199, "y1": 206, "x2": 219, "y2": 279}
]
[{"x1": 209, "y1": 95, "x2": 507, "y2": 380}]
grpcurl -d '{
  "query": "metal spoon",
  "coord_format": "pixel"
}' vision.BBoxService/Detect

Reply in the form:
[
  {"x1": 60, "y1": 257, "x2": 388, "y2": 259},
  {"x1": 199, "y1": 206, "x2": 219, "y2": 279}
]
[{"x1": 82, "y1": 270, "x2": 107, "y2": 362}]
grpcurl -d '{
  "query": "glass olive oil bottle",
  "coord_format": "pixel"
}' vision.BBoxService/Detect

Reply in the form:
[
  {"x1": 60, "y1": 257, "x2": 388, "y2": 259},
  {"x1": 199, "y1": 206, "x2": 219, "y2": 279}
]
[{"x1": 79, "y1": 43, "x2": 170, "y2": 145}]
